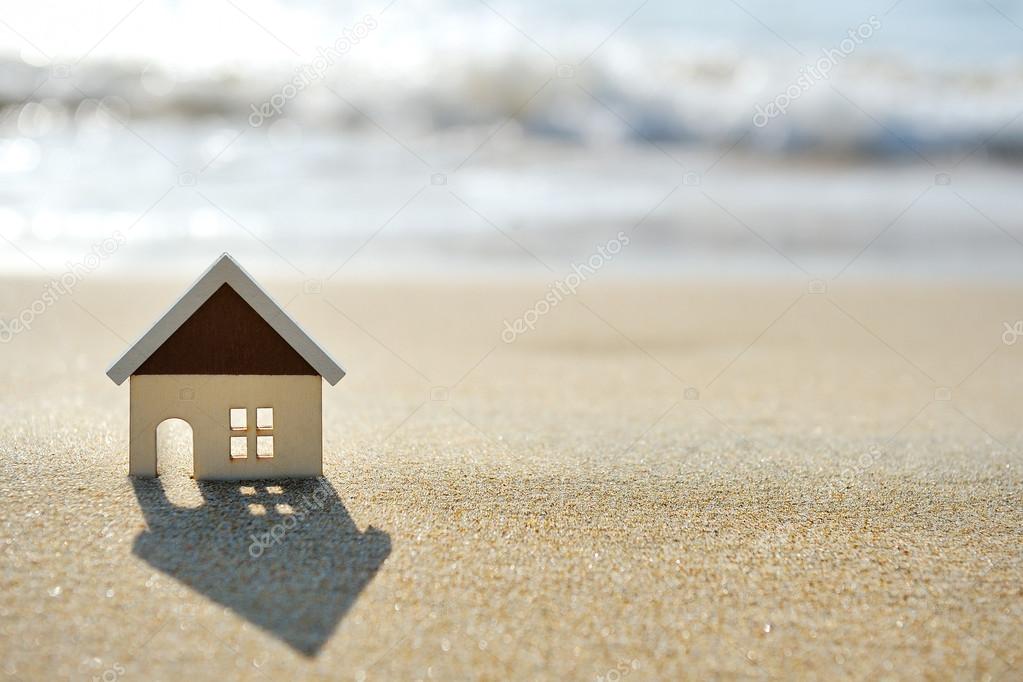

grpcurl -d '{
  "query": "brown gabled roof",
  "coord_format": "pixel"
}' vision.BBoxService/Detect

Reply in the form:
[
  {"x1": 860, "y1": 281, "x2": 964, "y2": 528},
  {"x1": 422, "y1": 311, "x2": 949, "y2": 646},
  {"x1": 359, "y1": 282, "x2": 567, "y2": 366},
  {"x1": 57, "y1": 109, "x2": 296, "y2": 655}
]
[{"x1": 106, "y1": 254, "x2": 345, "y2": 385}]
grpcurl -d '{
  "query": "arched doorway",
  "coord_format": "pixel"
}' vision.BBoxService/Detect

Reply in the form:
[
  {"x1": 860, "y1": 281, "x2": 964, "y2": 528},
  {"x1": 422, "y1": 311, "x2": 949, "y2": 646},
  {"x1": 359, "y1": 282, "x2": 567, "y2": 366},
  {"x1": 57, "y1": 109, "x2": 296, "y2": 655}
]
[{"x1": 156, "y1": 418, "x2": 201, "y2": 507}]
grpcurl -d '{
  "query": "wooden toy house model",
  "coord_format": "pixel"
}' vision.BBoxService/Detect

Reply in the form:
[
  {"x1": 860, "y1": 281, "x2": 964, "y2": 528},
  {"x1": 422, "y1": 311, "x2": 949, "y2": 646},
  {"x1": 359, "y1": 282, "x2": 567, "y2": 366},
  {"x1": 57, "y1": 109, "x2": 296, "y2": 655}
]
[{"x1": 106, "y1": 254, "x2": 345, "y2": 480}]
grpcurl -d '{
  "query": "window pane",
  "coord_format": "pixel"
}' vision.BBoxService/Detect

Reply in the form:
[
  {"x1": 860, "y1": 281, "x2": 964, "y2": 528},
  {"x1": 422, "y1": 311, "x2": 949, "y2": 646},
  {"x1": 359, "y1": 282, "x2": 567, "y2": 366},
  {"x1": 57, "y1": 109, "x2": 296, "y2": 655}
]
[
  {"x1": 230, "y1": 436, "x2": 247, "y2": 459},
  {"x1": 256, "y1": 407, "x2": 273, "y2": 430},
  {"x1": 257, "y1": 435, "x2": 274, "y2": 458},
  {"x1": 230, "y1": 408, "x2": 247, "y2": 431}
]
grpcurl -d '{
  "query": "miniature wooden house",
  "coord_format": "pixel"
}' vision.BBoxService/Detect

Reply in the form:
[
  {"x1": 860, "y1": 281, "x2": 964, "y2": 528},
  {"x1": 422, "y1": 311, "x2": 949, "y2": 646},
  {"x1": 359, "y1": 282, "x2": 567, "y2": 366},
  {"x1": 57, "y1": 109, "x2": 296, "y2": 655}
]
[{"x1": 106, "y1": 254, "x2": 345, "y2": 480}]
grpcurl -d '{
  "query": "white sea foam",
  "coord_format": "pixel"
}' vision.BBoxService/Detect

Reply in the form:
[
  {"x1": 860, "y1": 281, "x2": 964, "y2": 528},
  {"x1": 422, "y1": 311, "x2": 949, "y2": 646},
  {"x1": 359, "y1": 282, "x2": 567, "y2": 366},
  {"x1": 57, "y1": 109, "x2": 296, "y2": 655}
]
[
  {"x1": 1, "y1": 1, "x2": 1022, "y2": 158},
  {"x1": 2, "y1": 49, "x2": 1021, "y2": 159}
]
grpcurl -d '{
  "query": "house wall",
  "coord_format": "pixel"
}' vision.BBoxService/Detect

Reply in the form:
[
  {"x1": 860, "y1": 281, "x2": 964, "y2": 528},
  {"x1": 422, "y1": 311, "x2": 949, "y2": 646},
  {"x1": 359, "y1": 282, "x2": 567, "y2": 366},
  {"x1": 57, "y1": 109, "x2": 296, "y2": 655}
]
[{"x1": 129, "y1": 374, "x2": 322, "y2": 480}]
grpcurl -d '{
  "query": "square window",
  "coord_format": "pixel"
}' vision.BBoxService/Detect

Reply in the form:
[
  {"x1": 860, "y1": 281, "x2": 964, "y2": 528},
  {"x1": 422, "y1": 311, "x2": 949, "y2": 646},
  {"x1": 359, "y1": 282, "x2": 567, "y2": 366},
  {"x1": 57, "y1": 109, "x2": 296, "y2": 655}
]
[
  {"x1": 230, "y1": 408, "x2": 247, "y2": 431},
  {"x1": 257, "y1": 435, "x2": 274, "y2": 459},
  {"x1": 230, "y1": 436, "x2": 247, "y2": 459},
  {"x1": 256, "y1": 407, "x2": 274, "y2": 430}
]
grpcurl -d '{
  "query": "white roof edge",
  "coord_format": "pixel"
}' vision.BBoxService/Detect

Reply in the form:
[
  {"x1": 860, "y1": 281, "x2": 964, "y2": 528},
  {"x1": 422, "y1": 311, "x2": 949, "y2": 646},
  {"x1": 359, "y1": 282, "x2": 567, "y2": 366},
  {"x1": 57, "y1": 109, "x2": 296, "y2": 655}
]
[{"x1": 105, "y1": 253, "x2": 346, "y2": 386}]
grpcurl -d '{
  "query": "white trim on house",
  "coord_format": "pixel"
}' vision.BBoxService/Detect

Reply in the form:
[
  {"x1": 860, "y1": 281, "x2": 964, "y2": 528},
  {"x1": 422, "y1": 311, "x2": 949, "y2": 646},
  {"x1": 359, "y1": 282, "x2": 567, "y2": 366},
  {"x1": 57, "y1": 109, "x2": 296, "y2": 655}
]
[{"x1": 106, "y1": 253, "x2": 346, "y2": 385}]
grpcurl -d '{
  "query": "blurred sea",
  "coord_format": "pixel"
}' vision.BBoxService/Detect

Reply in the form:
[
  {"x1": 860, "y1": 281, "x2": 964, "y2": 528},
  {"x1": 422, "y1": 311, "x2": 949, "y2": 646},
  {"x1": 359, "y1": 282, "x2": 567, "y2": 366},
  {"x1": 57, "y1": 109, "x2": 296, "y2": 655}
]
[{"x1": 1, "y1": 0, "x2": 1022, "y2": 278}]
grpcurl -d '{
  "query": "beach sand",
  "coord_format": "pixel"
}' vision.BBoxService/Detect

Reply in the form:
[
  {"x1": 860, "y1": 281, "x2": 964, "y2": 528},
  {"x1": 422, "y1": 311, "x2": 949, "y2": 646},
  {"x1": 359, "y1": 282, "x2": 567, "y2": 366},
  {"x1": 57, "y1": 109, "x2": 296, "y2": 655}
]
[{"x1": 1, "y1": 277, "x2": 1021, "y2": 680}]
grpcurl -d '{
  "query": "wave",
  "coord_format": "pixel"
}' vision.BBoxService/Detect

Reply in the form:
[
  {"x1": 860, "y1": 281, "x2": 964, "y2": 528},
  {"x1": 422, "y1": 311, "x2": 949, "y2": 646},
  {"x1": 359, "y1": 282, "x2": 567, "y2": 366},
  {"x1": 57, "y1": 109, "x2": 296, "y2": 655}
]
[{"x1": 2, "y1": 49, "x2": 1022, "y2": 161}]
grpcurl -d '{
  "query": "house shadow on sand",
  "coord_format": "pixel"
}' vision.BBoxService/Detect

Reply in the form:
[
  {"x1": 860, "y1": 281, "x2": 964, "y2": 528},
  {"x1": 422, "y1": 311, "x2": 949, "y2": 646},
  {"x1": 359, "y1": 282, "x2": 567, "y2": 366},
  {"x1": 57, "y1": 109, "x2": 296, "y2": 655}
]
[{"x1": 131, "y1": 477, "x2": 391, "y2": 656}]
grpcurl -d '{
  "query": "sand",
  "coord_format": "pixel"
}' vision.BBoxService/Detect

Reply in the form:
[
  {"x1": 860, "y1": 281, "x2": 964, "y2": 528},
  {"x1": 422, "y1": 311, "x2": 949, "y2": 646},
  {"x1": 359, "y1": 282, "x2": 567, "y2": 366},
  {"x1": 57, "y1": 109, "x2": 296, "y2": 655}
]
[{"x1": 1, "y1": 277, "x2": 1021, "y2": 680}]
